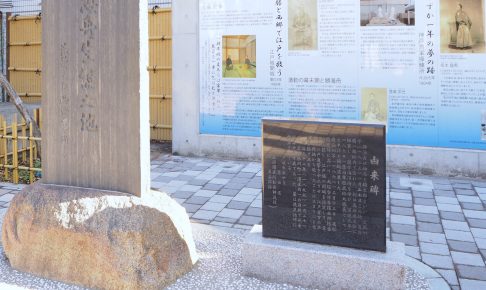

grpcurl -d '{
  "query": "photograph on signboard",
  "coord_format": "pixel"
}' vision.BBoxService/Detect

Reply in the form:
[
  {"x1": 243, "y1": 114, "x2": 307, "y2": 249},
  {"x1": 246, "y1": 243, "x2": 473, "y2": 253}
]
[
  {"x1": 222, "y1": 35, "x2": 256, "y2": 78},
  {"x1": 288, "y1": 0, "x2": 318, "y2": 50},
  {"x1": 361, "y1": 88, "x2": 388, "y2": 123},
  {"x1": 440, "y1": 0, "x2": 486, "y2": 53},
  {"x1": 360, "y1": 0, "x2": 415, "y2": 26},
  {"x1": 482, "y1": 110, "x2": 486, "y2": 140}
]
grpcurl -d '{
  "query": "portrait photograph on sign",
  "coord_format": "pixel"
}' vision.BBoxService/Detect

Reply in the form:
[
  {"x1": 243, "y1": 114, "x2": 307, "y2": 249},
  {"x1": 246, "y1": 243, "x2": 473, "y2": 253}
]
[
  {"x1": 222, "y1": 35, "x2": 257, "y2": 78},
  {"x1": 288, "y1": 0, "x2": 318, "y2": 50},
  {"x1": 360, "y1": 0, "x2": 416, "y2": 26},
  {"x1": 361, "y1": 88, "x2": 388, "y2": 123},
  {"x1": 440, "y1": 0, "x2": 486, "y2": 53}
]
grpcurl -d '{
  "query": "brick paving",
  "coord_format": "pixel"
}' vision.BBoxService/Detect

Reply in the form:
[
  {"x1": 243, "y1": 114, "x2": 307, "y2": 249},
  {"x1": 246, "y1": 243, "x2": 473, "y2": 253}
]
[{"x1": 1, "y1": 155, "x2": 486, "y2": 289}]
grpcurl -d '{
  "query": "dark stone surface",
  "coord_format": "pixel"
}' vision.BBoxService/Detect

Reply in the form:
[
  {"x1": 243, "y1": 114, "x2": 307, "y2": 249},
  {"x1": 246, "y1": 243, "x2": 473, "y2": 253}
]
[{"x1": 262, "y1": 119, "x2": 386, "y2": 252}]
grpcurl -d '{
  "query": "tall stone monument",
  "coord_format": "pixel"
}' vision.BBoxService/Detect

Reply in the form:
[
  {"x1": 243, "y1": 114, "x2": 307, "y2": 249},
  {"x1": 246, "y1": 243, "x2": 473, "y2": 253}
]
[{"x1": 1, "y1": 1, "x2": 197, "y2": 289}]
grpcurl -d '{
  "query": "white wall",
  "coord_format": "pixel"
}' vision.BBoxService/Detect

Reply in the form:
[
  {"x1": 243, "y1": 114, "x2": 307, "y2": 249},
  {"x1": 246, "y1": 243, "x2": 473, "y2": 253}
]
[{"x1": 176, "y1": 0, "x2": 486, "y2": 178}]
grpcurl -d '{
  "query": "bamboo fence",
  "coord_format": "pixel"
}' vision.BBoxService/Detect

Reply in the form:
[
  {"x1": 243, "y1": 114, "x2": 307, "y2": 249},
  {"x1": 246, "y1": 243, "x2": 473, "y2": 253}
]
[{"x1": 0, "y1": 108, "x2": 41, "y2": 184}]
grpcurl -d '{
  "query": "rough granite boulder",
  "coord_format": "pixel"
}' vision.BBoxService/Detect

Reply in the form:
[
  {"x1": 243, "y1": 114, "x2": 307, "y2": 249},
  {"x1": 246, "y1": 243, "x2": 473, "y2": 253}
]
[{"x1": 1, "y1": 183, "x2": 198, "y2": 290}]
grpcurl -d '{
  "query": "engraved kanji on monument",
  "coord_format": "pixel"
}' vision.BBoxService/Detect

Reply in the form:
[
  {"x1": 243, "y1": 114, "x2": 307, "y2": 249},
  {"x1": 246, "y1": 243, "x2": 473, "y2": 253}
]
[{"x1": 262, "y1": 119, "x2": 386, "y2": 252}]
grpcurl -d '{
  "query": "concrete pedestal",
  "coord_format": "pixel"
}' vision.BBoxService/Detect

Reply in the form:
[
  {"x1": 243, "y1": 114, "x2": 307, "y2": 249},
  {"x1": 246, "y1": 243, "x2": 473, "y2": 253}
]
[{"x1": 243, "y1": 225, "x2": 408, "y2": 290}]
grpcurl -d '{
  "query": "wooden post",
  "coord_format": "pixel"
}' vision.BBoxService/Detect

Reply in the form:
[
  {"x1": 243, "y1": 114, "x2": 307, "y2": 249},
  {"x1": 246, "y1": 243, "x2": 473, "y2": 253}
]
[
  {"x1": 12, "y1": 114, "x2": 18, "y2": 183},
  {"x1": 3, "y1": 118, "x2": 8, "y2": 181},
  {"x1": 0, "y1": 115, "x2": 3, "y2": 164},
  {"x1": 22, "y1": 118, "x2": 27, "y2": 162},
  {"x1": 29, "y1": 122, "x2": 34, "y2": 183}
]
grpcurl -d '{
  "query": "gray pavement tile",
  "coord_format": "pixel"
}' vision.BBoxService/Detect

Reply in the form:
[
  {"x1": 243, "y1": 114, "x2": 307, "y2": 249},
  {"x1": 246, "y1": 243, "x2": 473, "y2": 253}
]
[
  {"x1": 477, "y1": 238, "x2": 486, "y2": 250},
  {"x1": 245, "y1": 207, "x2": 262, "y2": 217},
  {"x1": 468, "y1": 218, "x2": 486, "y2": 229},
  {"x1": 421, "y1": 254, "x2": 454, "y2": 269},
  {"x1": 214, "y1": 216, "x2": 238, "y2": 224},
  {"x1": 223, "y1": 183, "x2": 246, "y2": 190},
  {"x1": 215, "y1": 173, "x2": 236, "y2": 179},
  {"x1": 405, "y1": 246, "x2": 421, "y2": 259},
  {"x1": 209, "y1": 178, "x2": 230, "y2": 185},
  {"x1": 230, "y1": 177, "x2": 251, "y2": 184},
  {"x1": 209, "y1": 195, "x2": 233, "y2": 204},
  {"x1": 442, "y1": 220, "x2": 470, "y2": 231},
  {"x1": 181, "y1": 203, "x2": 202, "y2": 213},
  {"x1": 461, "y1": 202, "x2": 485, "y2": 211},
  {"x1": 455, "y1": 189, "x2": 476, "y2": 196},
  {"x1": 460, "y1": 279, "x2": 486, "y2": 290},
  {"x1": 200, "y1": 202, "x2": 227, "y2": 212},
  {"x1": 390, "y1": 188, "x2": 412, "y2": 193},
  {"x1": 464, "y1": 210, "x2": 486, "y2": 220},
  {"x1": 453, "y1": 183, "x2": 473, "y2": 190},
  {"x1": 418, "y1": 231, "x2": 447, "y2": 244},
  {"x1": 218, "y1": 208, "x2": 244, "y2": 219},
  {"x1": 390, "y1": 199, "x2": 413, "y2": 207},
  {"x1": 417, "y1": 222, "x2": 443, "y2": 233},
  {"x1": 436, "y1": 196, "x2": 459, "y2": 205},
  {"x1": 210, "y1": 221, "x2": 233, "y2": 228},
  {"x1": 236, "y1": 172, "x2": 256, "y2": 178},
  {"x1": 416, "y1": 213, "x2": 441, "y2": 223},
  {"x1": 172, "y1": 191, "x2": 194, "y2": 199},
  {"x1": 174, "y1": 175, "x2": 195, "y2": 181},
  {"x1": 390, "y1": 206, "x2": 414, "y2": 216},
  {"x1": 434, "y1": 184, "x2": 454, "y2": 191},
  {"x1": 414, "y1": 198, "x2": 437, "y2": 206},
  {"x1": 203, "y1": 183, "x2": 224, "y2": 191},
  {"x1": 414, "y1": 205, "x2": 439, "y2": 215},
  {"x1": 440, "y1": 211, "x2": 466, "y2": 221},
  {"x1": 390, "y1": 214, "x2": 416, "y2": 225},
  {"x1": 245, "y1": 182, "x2": 262, "y2": 189},
  {"x1": 187, "y1": 179, "x2": 209, "y2": 186},
  {"x1": 456, "y1": 265, "x2": 486, "y2": 281},
  {"x1": 219, "y1": 188, "x2": 240, "y2": 197},
  {"x1": 0, "y1": 193, "x2": 16, "y2": 203},
  {"x1": 233, "y1": 194, "x2": 256, "y2": 203},
  {"x1": 192, "y1": 210, "x2": 219, "y2": 220},
  {"x1": 434, "y1": 190, "x2": 456, "y2": 198},
  {"x1": 437, "y1": 269, "x2": 459, "y2": 286},
  {"x1": 238, "y1": 215, "x2": 262, "y2": 226},
  {"x1": 451, "y1": 251, "x2": 485, "y2": 266},
  {"x1": 448, "y1": 240, "x2": 479, "y2": 253},
  {"x1": 437, "y1": 203, "x2": 462, "y2": 213},
  {"x1": 194, "y1": 190, "x2": 218, "y2": 198},
  {"x1": 481, "y1": 249, "x2": 486, "y2": 259},
  {"x1": 458, "y1": 195, "x2": 483, "y2": 204},
  {"x1": 250, "y1": 199, "x2": 262, "y2": 208},
  {"x1": 239, "y1": 188, "x2": 261, "y2": 195},
  {"x1": 390, "y1": 191, "x2": 412, "y2": 200},
  {"x1": 445, "y1": 229, "x2": 475, "y2": 242},
  {"x1": 471, "y1": 228, "x2": 486, "y2": 239},
  {"x1": 391, "y1": 233, "x2": 418, "y2": 246},
  {"x1": 179, "y1": 185, "x2": 202, "y2": 192},
  {"x1": 227, "y1": 200, "x2": 251, "y2": 210},
  {"x1": 185, "y1": 196, "x2": 210, "y2": 205},
  {"x1": 420, "y1": 242, "x2": 450, "y2": 255},
  {"x1": 413, "y1": 191, "x2": 434, "y2": 199},
  {"x1": 153, "y1": 176, "x2": 175, "y2": 183},
  {"x1": 391, "y1": 224, "x2": 416, "y2": 235}
]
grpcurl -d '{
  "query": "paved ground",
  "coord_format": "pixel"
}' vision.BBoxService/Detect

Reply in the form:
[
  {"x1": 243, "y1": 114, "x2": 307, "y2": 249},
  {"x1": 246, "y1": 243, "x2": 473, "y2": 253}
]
[{"x1": 0, "y1": 154, "x2": 486, "y2": 289}]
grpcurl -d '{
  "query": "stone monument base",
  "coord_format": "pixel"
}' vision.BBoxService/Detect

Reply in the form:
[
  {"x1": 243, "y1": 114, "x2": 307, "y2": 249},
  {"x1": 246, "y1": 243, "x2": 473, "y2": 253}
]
[
  {"x1": 1, "y1": 183, "x2": 198, "y2": 290},
  {"x1": 243, "y1": 225, "x2": 407, "y2": 290}
]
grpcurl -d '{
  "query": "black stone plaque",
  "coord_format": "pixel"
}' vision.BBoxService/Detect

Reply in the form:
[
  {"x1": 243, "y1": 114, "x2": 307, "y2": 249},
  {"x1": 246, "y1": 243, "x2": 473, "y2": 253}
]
[{"x1": 262, "y1": 119, "x2": 386, "y2": 252}]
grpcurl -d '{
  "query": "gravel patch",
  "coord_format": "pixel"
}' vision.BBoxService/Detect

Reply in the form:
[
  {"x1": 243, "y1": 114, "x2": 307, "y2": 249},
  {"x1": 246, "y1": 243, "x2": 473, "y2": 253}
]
[{"x1": 0, "y1": 214, "x2": 430, "y2": 290}]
